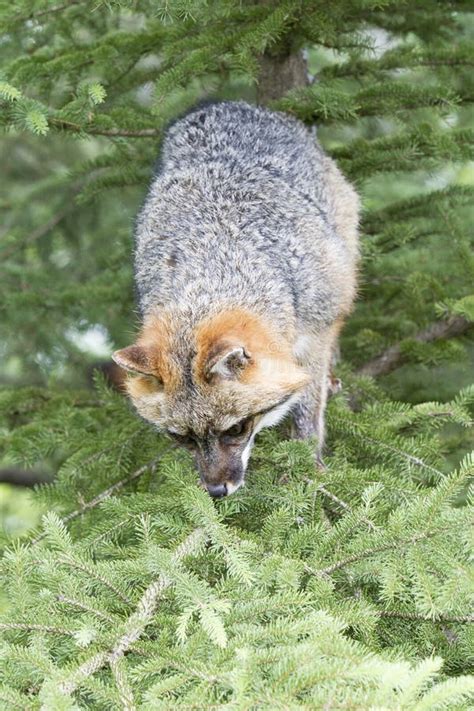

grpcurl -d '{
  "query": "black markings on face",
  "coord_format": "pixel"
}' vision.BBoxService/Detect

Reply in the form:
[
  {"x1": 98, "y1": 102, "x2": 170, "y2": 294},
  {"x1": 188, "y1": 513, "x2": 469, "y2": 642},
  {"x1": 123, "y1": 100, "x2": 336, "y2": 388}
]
[
  {"x1": 167, "y1": 416, "x2": 254, "y2": 453},
  {"x1": 219, "y1": 417, "x2": 253, "y2": 447},
  {"x1": 167, "y1": 431, "x2": 197, "y2": 450}
]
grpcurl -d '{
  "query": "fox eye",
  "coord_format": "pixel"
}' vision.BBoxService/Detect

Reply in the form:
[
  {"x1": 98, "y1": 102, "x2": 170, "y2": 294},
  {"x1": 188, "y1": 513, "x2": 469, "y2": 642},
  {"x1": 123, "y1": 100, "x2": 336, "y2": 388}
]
[
  {"x1": 168, "y1": 431, "x2": 196, "y2": 448},
  {"x1": 221, "y1": 418, "x2": 250, "y2": 440}
]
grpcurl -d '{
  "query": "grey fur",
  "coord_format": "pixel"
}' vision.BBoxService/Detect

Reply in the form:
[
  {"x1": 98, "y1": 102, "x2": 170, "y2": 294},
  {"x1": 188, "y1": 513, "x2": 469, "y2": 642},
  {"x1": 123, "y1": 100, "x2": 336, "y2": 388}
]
[
  {"x1": 136, "y1": 101, "x2": 357, "y2": 326},
  {"x1": 127, "y1": 101, "x2": 359, "y2": 491}
]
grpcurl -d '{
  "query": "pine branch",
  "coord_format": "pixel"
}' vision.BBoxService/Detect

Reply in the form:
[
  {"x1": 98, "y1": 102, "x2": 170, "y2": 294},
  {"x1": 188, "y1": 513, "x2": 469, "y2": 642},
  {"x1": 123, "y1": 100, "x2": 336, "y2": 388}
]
[
  {"x1": 0, "y1": 694, "x2": 24, "y2": 711},
  {"x1": 108, "y1": 529, "x2": 205, "y2": 662},
  {"x1": 315, "y1": 483, "x2": 375, "y2": 530},
  {"x1": 1, "y1": 196, "x2": 80, "y2": 260},
  {"x1": 58, "y1": 529, "x2": 206, "y2": 697},
  {"x1": 60, "y1": 453, "x2": 171, "y2": 524},
  {"x1": 357, "y1": 315, "x2": 472, "y2": 377},
  {"x1": 31, "y1": 448, "x2": 174, "y2": 545},
  {"x1": 58, "y1": 651, "x2": 109, "y2": 697},
  {"x1": 110, "y1": 658, "x2": 136, "y2": 711},
  {"x1": 378, "y1": 610, "x2": 474, "y2": 624},
  {"x1": 58, "y1": 557, "x2": 132, "y2": 606},
  {"x1": 56, "y1": 594, "x2": 115, "y2": 624},
  {"x1": 362, "y1": 436, "x2": 443, "y2": 476},
  {"x1": 320, "y1": 43, "x2": 474, "y2": 79},
  {"x1": 317, "y1": 484, "x2": 353, "y2": 513},
  {"x1": 327, "y1": 416, "x2": 445, "y2": 476},
  {"x1": 305, "y1": 530, "x2": 441, "y2": 577}
]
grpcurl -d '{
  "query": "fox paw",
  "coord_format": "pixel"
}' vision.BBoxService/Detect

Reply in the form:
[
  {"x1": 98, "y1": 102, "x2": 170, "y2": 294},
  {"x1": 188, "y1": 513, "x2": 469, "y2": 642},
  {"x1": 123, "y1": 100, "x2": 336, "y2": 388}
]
[{"x1": 315, "y1": 453, "x2": 327, "y2": 471}]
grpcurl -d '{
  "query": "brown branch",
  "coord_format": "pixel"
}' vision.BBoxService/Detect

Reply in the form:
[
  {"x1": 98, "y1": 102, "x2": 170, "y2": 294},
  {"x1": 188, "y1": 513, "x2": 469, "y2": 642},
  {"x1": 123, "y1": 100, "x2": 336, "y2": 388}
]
[
  {"x1": 357, "y1": 315, "x2": 472, "y2": 378},
  {"x1": 378, "y1": 610, "x2": 474, "y2": 624},
  {"x1": 50, "y1": 118, "x2": 160, "y2": 138},
  {"x1": 0, "y1": 622, "x2": 71, "y2": 635},
  {"x1": 11, "y1": 0, "x2": 85, "y2": 24},
  {"x1": 0, "y1": 467, "x2": 53, "y2": 487},
  {"x1": 2, "y1": 183, "x2": 83, "y2": 260},
  {"x1": 2, "y1": 204, "x2": 74, "y2": 260}
]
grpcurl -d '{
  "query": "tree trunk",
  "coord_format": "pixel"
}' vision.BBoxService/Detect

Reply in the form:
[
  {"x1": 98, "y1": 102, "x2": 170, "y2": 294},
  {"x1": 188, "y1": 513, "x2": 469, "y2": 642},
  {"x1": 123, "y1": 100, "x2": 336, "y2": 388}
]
[{"x1": 256, "y1": 49, "x2": 310, "y2": 104}]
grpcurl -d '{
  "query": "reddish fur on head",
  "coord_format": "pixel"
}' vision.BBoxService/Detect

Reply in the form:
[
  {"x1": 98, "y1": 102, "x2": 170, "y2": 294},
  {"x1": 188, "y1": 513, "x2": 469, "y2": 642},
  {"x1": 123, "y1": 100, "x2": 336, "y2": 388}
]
[
  {"x1": 113, "y1": 308, "x2": 309, "y2": 430},
  {"x1": 112, "y1": 314, "x2": 181, "y2": 400},
  {"x1": 194, "y1": 308, "x2": 309, "y2": 393}
]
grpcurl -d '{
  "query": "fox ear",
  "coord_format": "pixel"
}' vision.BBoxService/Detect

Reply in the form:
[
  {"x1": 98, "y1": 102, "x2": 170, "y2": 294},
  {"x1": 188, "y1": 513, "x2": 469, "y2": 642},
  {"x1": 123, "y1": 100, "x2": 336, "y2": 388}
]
[
  {"x1": 112, "y1": 345, "x2": 156, "y2": 376},
  {"x1": 206, "y1": 345, "x2": 251, "y2": 380}
]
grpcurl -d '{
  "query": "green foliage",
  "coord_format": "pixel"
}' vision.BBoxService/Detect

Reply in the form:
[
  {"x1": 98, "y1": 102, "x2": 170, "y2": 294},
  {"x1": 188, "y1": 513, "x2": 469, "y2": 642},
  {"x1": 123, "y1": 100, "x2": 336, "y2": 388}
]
[
  {"x1": 0, "y1": 379, "x2": 474, "y2": 708},
  {"x1": 0, "y1": 0, "x2": 473, "y2": 708}
]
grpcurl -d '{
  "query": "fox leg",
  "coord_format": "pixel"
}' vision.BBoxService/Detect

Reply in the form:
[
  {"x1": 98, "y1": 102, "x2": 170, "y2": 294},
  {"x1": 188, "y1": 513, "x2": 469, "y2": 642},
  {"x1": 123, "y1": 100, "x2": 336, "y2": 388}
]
[
  {"x1": 327, "y1": 342, "x2": 342, "y2": 398},
  {"x1": 291, "y1": 322, "x2": 342, "y2": 466},
  {"x1": 292, "y1": 357, "x2": 331, "y2": 466}
]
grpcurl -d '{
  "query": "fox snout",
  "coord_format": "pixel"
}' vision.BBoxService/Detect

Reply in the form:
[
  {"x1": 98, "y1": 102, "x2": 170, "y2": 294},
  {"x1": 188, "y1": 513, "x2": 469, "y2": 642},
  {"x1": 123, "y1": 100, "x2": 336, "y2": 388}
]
[{"x1": 194, "y1": 445, "x2": 246, "y2": 498}]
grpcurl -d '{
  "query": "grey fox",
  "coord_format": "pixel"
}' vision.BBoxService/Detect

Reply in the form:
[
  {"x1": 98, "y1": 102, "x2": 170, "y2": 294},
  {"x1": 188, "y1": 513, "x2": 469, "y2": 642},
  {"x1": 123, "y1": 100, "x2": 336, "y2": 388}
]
[{"x1": 113, "y1": 101, "x2": 359, "y2": 497}]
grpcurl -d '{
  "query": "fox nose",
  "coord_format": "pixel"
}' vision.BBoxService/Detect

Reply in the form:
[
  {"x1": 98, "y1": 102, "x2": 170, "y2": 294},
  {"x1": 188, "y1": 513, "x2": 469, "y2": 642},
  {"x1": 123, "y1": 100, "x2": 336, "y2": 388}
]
[{"x1": 206, "y1": 482, "x2": 228, "y2": 498}]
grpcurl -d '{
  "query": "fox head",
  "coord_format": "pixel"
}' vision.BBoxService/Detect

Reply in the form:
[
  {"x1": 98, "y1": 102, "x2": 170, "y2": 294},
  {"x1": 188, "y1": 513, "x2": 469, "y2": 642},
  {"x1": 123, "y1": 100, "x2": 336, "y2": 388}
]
[{"x1": 113, "y1": 308, "x2": 309, "y2": 497}]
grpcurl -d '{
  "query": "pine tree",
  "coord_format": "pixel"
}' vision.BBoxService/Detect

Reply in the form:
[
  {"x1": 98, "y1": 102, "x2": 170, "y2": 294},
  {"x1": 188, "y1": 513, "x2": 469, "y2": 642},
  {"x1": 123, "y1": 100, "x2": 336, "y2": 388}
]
[{"x1": 1, "y1": 1, "x2": 473, "y2": 708}]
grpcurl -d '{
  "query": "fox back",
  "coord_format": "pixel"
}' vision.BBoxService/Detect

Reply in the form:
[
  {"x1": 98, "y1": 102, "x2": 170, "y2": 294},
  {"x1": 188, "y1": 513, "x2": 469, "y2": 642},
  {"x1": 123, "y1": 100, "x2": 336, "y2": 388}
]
[{"x1": 114, "y1": 101, "x2": 359, "y2": 496}]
